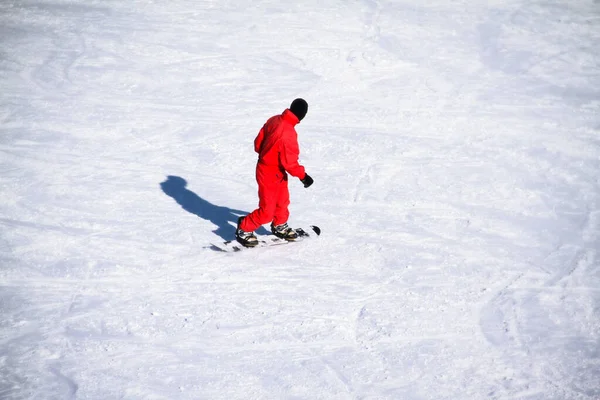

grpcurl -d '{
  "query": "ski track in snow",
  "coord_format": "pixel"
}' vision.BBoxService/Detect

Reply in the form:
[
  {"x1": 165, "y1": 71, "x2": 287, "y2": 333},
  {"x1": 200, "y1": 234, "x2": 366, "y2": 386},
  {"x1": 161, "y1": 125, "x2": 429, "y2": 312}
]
[{"x1": 1, "y1": 0, "x2": 599, "y2": 399}]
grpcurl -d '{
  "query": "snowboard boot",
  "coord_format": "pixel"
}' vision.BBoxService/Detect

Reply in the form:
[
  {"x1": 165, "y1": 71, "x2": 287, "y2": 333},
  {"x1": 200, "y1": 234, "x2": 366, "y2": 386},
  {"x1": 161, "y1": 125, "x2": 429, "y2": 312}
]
[
  {"x1": 236, "y1": 217, "x2": 258, "y2": 247},
  {"x1": 271, "y1": 222, "x2": 298, "y2": 241}
]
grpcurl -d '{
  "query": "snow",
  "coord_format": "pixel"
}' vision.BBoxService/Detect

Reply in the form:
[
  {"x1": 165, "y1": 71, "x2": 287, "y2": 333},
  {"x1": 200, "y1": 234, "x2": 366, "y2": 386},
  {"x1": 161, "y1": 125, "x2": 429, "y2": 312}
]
[{"x1": 1, "y1": 0, "x2": 599, "y2": 398}]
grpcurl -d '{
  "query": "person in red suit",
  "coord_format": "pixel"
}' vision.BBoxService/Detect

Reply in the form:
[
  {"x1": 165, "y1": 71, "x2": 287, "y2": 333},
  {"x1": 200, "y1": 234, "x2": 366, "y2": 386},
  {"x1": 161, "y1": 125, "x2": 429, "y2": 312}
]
[{"x1": 236, "y1": 98, "x2": 314, "y2": 247}]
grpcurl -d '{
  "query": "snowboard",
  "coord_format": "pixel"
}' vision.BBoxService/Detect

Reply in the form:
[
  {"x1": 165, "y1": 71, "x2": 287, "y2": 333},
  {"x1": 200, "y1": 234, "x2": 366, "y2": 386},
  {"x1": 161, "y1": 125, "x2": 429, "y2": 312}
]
[{"x1": 212, "y1": 225, "x2": 321, "y2": 252}]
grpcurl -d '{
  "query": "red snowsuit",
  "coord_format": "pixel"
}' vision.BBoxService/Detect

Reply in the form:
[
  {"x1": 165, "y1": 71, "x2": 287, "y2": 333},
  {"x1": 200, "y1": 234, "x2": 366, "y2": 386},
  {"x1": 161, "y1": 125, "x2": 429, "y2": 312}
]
[{"x1": 240, "y1": 109, "x2": 306, "y2": 232}]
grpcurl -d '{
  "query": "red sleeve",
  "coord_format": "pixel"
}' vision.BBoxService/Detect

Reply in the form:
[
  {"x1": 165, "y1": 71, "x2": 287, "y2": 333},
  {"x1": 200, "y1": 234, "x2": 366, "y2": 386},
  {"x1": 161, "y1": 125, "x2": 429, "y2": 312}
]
[
  {"x1": 280, "y1": 130, "x2": 306, "y2": 179},
  {"x1": 254, "y1": 126, "x2": 265, "y2": 153}
]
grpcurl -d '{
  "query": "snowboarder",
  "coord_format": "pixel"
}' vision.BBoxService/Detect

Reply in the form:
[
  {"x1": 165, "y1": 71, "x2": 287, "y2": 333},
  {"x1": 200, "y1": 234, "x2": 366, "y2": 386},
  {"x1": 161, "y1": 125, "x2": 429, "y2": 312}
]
[{"x1": 236, "y1": 98, "x2": 314, "y2": 247}]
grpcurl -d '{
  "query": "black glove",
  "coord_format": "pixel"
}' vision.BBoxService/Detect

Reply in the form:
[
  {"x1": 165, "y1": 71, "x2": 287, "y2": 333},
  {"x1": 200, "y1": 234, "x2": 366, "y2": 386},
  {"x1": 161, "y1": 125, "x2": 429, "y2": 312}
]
[{"x1": 301, "y1": 174, "x2": 314, "y2": 188}]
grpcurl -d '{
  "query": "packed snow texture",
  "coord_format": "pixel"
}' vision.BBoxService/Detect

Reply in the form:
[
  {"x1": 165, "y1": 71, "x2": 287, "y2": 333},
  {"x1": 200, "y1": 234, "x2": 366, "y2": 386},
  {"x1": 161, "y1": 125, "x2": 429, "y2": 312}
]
[{"x1": 1, "y1": 0, "x2": 599, "y2": 399}]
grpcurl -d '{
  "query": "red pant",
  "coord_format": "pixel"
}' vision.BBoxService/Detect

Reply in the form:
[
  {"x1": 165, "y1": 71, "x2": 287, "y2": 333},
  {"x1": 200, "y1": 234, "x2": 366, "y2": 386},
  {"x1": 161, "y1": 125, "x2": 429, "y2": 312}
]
[{"x1": 241, "y1": 165, "x2": 290, "y2": 232}]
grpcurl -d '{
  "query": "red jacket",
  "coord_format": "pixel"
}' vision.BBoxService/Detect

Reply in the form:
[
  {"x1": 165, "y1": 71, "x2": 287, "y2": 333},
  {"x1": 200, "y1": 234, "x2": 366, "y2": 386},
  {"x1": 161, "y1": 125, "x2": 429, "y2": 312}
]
[{"x1": 254, "y1": 109, "x2": 306, "y2": 179}]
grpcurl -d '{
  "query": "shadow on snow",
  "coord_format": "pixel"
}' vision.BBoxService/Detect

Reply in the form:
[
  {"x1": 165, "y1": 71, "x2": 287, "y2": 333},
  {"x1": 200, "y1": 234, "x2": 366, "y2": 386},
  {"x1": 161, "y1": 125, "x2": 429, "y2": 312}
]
[{"x1": 160, "y1": 175, "x2": 267, "y2": 241}]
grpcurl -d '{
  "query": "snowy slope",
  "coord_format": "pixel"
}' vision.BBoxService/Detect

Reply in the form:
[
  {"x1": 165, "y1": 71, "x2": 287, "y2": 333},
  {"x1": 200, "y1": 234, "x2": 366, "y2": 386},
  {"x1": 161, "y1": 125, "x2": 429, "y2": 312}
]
[{"x1": 1, "y1": 0, "x2": 599, "y2": 399}]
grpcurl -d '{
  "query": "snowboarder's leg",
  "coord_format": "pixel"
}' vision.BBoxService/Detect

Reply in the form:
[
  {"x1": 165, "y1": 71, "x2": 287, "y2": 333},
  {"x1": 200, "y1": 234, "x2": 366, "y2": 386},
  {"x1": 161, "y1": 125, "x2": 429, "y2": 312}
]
[
  {"x1": 272, "y1": 178, "x2": 290, "y2": 226},
  {"x1": 270, "y1": 179, "x2": 298, "y2": 240},
  {"x1": 240, "y1": 169, "x2": 278, "y2": 232},
  {"x1": 241, "y1": 195, "x2": 276, "y2": 232}
]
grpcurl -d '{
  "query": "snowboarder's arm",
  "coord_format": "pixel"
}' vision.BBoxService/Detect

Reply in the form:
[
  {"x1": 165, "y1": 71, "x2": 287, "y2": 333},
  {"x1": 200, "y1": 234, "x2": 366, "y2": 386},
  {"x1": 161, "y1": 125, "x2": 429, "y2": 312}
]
[{"x1": 280, "y1": 132, "x2": 306, "y2": 179}]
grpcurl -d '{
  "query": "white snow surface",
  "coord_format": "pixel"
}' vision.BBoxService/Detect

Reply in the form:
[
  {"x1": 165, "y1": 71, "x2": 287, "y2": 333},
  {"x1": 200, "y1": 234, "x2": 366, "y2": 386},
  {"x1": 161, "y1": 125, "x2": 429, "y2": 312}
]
[{"x1": 1, "y1": 0, "x2": 600, "y2": 399}]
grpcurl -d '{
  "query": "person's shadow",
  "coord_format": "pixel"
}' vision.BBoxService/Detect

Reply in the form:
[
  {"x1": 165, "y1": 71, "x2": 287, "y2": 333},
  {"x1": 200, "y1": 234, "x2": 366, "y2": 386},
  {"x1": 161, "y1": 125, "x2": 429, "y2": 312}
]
[{"x1": 160, "y1": 175, "x2": 268, "y2": 241}]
